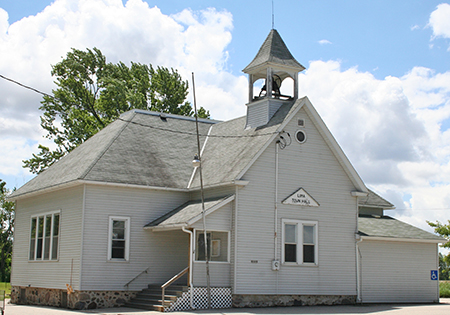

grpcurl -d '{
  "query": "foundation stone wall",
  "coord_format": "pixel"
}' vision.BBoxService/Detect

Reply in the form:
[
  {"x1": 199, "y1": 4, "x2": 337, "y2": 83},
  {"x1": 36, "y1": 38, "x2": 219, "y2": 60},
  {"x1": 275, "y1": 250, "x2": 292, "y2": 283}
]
[
  {"x1": 232, "y1": 294, "x2": 356, "y2": 308},
  {"x1": 10, "y1": 286, "x2": 138, "y2": 310}
]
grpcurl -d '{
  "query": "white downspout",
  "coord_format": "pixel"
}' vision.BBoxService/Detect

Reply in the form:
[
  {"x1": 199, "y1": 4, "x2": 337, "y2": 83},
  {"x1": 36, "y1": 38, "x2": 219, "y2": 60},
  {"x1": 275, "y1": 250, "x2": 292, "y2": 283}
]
[
  {"x1": 182, "y1": 227, "x2": 195, "y2": 309},
  {"x1": 356, "y1": 236, "x2": 363, "y2": 303},
  {"x1": 274, "y1": 142, "x2": 279, "y2": 260},
  {"x1": 274, "y1": 141, "x2": 280, "y2": 294}
]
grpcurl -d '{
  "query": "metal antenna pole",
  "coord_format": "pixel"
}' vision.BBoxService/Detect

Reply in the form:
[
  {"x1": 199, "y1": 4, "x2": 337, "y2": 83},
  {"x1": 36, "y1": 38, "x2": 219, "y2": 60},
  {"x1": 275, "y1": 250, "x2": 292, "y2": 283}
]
[
  {"x1": 191, "y1": 72, "x2": 211, "y2": 309},
  {"x1": 272, "y1": 0, "x2": 275, "y2": 29}
]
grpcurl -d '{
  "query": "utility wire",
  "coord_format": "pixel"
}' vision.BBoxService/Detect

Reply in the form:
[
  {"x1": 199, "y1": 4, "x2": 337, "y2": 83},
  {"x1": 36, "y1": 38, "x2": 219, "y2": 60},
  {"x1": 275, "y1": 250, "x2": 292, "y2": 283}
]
[
  {"x1": 116, "y1": 117, "x2": 281, "y2": 138},
  {"x1": 0, "y1": 74, "x2": 52, "y2": 98},
  {"x1": 1, "y1": 73, "x2": 282, "y2": 139}
]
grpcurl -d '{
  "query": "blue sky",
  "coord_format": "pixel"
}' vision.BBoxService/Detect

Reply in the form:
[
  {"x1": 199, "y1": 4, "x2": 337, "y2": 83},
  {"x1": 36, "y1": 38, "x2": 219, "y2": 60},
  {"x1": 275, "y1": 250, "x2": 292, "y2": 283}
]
[
  {"x1": 1, "y1": 0, "x2": 450, "y2": 233},
  {"x1": 2, "y1": 0, "x2": 449, "y2": 79}
]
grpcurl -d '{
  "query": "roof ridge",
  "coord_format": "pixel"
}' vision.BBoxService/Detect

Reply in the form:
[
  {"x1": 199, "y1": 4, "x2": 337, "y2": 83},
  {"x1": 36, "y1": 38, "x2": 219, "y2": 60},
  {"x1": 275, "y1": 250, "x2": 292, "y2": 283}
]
[{"x1": 79, "y1": 112, "x2": 136, "y2": 180}]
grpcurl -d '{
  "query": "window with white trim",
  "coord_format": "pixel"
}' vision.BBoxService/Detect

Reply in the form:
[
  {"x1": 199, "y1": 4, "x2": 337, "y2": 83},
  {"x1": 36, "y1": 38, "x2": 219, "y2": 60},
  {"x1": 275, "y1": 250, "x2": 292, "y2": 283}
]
[
  {"x1": 282, "y1": 219, "x2": 318, "y2": 265},
  {"x1": 108, "y1": 216, "x2": 130, "y2": 261},
  {"x1": 29, "y1": 211, "x2": 60, "y2": 261},
  {"x1": 195, "y1": 230, "x2": 229, "y2": 262}
]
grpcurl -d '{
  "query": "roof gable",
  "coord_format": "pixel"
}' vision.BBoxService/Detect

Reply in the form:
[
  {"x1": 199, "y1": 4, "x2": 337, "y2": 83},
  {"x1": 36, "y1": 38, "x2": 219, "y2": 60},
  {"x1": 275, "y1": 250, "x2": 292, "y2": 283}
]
[{"x1": 189, "y1": 97, "x2": 367, "y2": 193}]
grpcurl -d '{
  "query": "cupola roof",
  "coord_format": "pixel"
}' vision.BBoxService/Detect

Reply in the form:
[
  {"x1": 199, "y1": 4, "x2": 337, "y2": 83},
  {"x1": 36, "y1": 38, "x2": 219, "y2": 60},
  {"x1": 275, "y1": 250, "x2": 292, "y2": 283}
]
[{"x1": 243, "y1": 29, "x2": 305, "y2": 75}]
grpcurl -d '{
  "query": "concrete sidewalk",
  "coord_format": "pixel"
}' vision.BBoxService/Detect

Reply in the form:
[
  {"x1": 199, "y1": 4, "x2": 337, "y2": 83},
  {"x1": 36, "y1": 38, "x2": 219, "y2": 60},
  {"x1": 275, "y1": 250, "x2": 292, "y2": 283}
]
[{"x1": 2, "y1": 299, "x2": 450, "y2": 315}]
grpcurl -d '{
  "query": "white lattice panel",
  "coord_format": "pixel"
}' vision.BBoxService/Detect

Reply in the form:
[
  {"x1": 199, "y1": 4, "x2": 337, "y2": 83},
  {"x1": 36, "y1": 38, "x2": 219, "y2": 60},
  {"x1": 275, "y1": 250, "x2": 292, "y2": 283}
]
[{"x1": 166, "y1": 287, "x2": 232, "y2": 312}]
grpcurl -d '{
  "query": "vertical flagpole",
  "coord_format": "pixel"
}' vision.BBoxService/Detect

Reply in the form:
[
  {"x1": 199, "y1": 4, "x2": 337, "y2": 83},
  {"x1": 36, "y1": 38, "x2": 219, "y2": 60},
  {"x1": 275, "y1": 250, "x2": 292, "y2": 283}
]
[{"x1": 191, "y1": 72, "x2": 211, "y2": 309}]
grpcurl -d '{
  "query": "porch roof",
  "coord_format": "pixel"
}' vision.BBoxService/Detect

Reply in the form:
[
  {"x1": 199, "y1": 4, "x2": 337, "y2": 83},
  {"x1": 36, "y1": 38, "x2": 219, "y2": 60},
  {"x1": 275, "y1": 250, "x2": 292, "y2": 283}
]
[{"x1": 144, "y1": 195, "x2": 235, "y2": 231}]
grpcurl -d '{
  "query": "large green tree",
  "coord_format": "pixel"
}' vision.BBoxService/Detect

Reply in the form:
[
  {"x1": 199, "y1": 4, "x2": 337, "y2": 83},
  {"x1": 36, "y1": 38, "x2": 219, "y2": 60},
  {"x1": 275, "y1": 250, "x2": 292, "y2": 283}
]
[
  {"x1": 23, "y1": 47, "x2": 209, "y2": 174},
  {"x1": 0, "y1": 180, "x2": 15, "y2": 282}
]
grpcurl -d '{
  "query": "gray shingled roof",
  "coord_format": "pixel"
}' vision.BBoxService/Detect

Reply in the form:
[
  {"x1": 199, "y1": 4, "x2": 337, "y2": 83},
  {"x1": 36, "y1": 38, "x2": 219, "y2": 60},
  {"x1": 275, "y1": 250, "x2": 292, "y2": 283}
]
[
  {"x1": 358, "y1": 189, "x2": 395, "y2": 209},
  {"x1": 358, "y1": 215, "x2": 445, "y2": 242},
  {"x1": 11, "y1": 110, "x2": 216, "y2": 198},
  {"x1": 243, "y1": 29, "x2": 305, "y2": 74},
  {"x1": 11, "y1": 99, "x2": 301, "y2": 198},
  {"x1": 12, "y1": 96, "x2": 369, "y2": 200},
  {"x1": 189, "y1": 99, "x2": 300, "y2": 188},
  {"x1": 145, "y1": 195, "x2": 234, "y2": 229}
]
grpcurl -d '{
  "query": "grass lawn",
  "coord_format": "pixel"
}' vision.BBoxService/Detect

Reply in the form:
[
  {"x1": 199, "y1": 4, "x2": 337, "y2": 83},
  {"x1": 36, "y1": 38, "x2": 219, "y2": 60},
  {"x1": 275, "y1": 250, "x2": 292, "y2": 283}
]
[
  {"x1": 441, "y1": 281, "x2": 450, "y2": 298},
  {"x1": 0, "y1": 282, "x2": 11, "y2": 299}
]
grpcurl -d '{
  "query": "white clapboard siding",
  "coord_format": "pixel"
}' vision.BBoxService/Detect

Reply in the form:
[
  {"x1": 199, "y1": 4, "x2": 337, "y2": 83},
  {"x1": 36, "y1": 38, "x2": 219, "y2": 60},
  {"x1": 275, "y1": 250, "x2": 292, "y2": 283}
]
[
  {"x1": 80, "y1": 185, "x2": 190, "y2": 291},
  {"x1": 191, "y1": 202, "x2": 232, "y2": 231},
  {"x1": 11, "y1": 186, "x2": 84, "y2": 290},
  {"x1": 191, "y1": 203, "x2": 232, "y2": 286},
  {"x1": 193, "y1": 263, "x2": 231, "y2": 287},
  {"x1": 234, "y1": 107, "x2": 358, "y2": 295},
  {"x1": 359, "y1": 240, "x2": 439, "y2": 303}
]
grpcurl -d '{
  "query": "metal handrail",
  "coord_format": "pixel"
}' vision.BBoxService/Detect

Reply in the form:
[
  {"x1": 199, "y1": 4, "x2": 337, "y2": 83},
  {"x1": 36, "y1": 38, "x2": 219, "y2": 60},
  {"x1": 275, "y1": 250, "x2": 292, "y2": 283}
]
[
  {"x1": 124, "y1": 267, "x2": 150, "y2": 289},
  {"x1": 161, "y1": 266, "x2": 189, "y2": 306}
]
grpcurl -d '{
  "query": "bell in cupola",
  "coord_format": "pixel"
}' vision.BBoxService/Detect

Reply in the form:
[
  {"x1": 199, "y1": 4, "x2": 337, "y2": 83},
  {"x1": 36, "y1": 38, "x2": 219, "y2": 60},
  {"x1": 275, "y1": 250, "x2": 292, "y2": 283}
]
[
  {"x1": 243, "y1": 29, "x2": 305, "y2": 129},
  {"x1": 258, "y1": 74, "x2": 282, "y2": 98}
]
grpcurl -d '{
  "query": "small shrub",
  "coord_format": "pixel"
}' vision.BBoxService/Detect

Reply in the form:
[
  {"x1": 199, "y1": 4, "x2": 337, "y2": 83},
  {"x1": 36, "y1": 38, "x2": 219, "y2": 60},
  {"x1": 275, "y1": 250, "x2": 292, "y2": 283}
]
[{"x1": 440, "y1": 281, "x2": 450, "y2": 298}]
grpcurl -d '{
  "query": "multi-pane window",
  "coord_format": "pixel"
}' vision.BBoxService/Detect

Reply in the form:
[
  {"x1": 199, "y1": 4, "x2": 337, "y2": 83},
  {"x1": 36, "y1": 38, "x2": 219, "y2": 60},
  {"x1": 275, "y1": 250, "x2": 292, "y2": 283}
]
[
  {"x1": 29, "y1": 212, "x2": 60, "y2": 261},
  {"x1": 108, "y1": 216, "x2": 130, "y2": 261},
  {"x1": 282, "y1": 219, "x2": 318, "y2": 265},
  {"x1": 195, "y1": 230, "x2": 229, "y2": 262}
]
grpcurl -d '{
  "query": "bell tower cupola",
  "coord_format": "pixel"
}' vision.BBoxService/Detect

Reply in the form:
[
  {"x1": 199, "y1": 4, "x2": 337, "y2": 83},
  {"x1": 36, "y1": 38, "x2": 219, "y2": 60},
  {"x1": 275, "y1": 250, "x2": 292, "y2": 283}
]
[{"x1": 243, "y1": 29, "x2": 305, "y2": 128}]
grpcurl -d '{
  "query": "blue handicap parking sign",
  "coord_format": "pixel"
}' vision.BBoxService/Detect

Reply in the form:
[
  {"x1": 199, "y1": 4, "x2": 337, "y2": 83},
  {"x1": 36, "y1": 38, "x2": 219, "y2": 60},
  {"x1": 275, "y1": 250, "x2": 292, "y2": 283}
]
[{"x1": 431, "y1": 270, "x2": 438, "y2": 280}]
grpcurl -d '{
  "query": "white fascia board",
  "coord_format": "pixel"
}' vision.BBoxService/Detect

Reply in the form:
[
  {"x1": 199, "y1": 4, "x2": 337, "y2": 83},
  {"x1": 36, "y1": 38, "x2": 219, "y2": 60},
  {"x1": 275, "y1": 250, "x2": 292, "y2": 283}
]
[
  {"x1": 187, "y1": 125, "x2": 214, "y2": 189},
  {"x1": 302, "y1": 98, "x2": 367, "y2": 193},
  {"x1": 351, "y1": 191, "x2": 369, "y2": 197},
  {"x1": 188, "y1": 180, "x2": 249, "y2": 191},
  {"x1": 8, "y1": 180, "x2": 83, "y2": 201},
  {"x1": 186, "y1": 195, "x2": 236, "y2": 226},
  {"x1": 359, "y1": 204, "x2": 396, "y2": 210},
  {"x1": 10, "y1": 179, "x2": 189, "y2": 201},
  {"x1": 360, "y1": 236, "x2": 446, "y2": 244},
  {"x1": 145, "y1": 224, "x2": 187, "y2": 231}
]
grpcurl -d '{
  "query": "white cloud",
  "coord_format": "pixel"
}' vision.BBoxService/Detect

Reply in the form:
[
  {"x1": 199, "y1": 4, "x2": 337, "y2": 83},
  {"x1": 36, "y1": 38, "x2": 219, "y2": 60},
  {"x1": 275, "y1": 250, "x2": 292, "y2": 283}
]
[
  {"x1": 297, "y1": 59, "x2": 450, "y2": 233},
  {"x1": 429, "y1": 3, "x2": 450, "y2": 39},
  {"x1": 1, "y1": 0, "x2": 450, "y2": 240},
  {"x1": 318, "y1": 39, "x2": 332, "y2": 45},
  {"x1": 0, "y1": 0, "x2": 244, "y2": 187}
]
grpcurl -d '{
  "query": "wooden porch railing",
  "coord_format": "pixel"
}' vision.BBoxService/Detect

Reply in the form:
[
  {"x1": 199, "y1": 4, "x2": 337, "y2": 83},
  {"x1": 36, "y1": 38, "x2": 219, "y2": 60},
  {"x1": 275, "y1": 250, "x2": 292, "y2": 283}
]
[{"x1": 161, "y1": 266, "x2": 189, "y2": 307}]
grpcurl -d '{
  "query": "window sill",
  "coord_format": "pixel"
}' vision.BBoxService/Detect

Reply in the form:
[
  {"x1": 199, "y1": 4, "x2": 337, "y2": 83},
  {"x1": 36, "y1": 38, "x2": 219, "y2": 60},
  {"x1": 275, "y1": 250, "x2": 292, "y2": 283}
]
[
  {"x1": 193, "y1": 260, "x2": 230, "y2": 264},
  {"x1": 282, "y1": 262, "x2": 318, "y2": 267},
  {"x1": 107, "y1": 259, "x2": 129, "y2": 263}
]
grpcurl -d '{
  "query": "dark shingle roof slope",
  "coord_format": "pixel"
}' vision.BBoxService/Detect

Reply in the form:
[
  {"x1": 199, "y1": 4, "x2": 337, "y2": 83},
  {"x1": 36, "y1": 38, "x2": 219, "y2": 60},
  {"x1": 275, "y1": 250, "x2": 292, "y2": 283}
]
[
  {"x1": 359, "y1": 189, "x2": 395, "y2": 209},
  {"x1": 145, "y1": 195, "x2": 234, "y2": 229},
  {"x1": 189, "y1": 99, "x2": 300, "y2": 188},
  {"x1": 358, "y1": 215, "x2": 445, "y2": 242},
  {"x1": 243, "y1": 29, "x2": 305, "y2": 74},
  {"x1": 11, "y1": 110, "x2": 216, "y2": 198}
]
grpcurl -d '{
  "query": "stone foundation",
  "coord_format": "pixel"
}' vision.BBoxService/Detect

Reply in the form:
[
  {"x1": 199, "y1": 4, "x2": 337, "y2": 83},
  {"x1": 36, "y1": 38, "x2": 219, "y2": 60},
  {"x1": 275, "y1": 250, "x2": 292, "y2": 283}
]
[
  {"x1": 232, "y1": 294, "x2": 356, "y2": 308},
  {"x1": 10, "y1": 286, "x2": 138, "y2": 310}
]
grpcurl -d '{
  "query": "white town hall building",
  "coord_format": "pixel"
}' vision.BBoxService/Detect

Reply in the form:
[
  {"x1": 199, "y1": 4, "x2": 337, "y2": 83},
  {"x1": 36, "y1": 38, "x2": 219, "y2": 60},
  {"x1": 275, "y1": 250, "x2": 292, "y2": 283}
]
[{"x1": 9, "y1": 29, "x2": 445, "y2": 311}]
